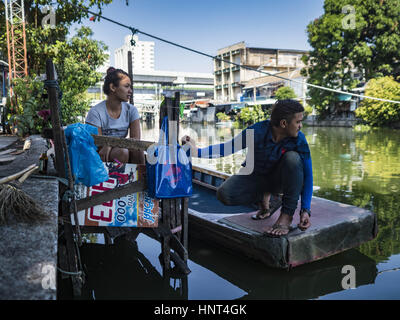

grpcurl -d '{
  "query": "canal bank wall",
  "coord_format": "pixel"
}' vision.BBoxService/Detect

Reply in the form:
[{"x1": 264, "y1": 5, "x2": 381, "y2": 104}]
[
  {"x1": 0, "y1": 135, "x2": 59, "y2": 300},
  {"x1": 188, "y1": 106, "x2": 216, "y2": 123},
  {"x1": 186, "y1": 106, "x2": 359, "y2": 127},
  {"x1": 303, "y1": 116, "x2": 357, "y2": 127}
]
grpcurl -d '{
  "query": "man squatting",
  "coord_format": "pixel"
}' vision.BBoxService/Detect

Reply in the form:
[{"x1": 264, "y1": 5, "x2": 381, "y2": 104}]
[{"x1": 181, "y1": 99, "x2": 312, "y2": 236}]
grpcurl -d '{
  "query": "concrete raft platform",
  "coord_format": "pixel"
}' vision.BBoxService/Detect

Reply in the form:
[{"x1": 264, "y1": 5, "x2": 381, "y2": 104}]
[{"x1": 188, "y1": 184, "x2": 378, "y2": 269}]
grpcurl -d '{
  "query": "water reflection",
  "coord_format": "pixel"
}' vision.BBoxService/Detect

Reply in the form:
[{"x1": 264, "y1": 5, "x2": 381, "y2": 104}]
[
  {"x1": 304, "y1": 126, "x2": 400, "y2": 265},
  {"x1": 79, "y1": 237, "x2": 187, "y2": 300},
  {"x1": 70, "y1": 121, "x2": 400, "y2": 299},
  {"x1": 76, "y1": 232, "x2": 377, "y2": 300},
  {"x1": 189, "y1": 241, "x2": 377, "y2": 300},
  {"x1": 141, "y1": 120, "x2": 400, "y2": 265},
  {"x1": 144, "y1": 121, "x2": 400, "y2": 265}
]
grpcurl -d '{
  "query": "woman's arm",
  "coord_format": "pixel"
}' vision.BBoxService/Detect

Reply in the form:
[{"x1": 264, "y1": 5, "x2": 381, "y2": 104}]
[
  {"x1": 129, "y1": 119, "x2": 145, "y2": 164},
  {"x1": 86, "y1": 124, "x2": 112, "y2": 162}
]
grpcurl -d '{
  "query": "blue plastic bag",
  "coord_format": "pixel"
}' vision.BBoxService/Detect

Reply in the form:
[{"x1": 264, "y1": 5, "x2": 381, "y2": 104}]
[
  {"x1": 146, "y1": 116, "x2": 192, "y2": 198},
  {"x1": 64, "y1": 123, "x2": 109, "y2": 187}
]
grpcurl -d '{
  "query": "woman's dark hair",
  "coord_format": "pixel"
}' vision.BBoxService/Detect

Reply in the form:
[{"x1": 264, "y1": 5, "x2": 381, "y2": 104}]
[
  {"x1": 270, "y1": 99, "x2": 304, "y2": 127},
  {"x1": 103, "y1": 67, "x2": 130, "y2": 95}
]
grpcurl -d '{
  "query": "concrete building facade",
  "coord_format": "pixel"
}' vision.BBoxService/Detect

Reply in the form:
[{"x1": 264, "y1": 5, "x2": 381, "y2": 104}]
[
  {"x1": 214, "y1": 41, "x2": 308, "y2": 102},
  {"x1": 114, "y1": 35, "x2": 155, "y2": 72}
]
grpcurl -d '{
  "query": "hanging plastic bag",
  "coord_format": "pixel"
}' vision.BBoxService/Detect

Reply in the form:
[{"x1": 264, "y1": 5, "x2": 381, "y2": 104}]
[
  {"x1": 64, "y1": 123, "x2": 109, "y2": 187},
  {"x1": 146, "y1": 116, "x2": 192, "y2": 198}
]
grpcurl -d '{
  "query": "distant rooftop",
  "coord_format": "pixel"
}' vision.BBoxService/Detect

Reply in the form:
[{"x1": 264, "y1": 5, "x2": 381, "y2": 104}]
[
  {"x1": 217, "y1": 41, "x2": 308, "y2": 54},
  {"x1": 247, "y1": 47, "x2": 309, "y2": 53}
]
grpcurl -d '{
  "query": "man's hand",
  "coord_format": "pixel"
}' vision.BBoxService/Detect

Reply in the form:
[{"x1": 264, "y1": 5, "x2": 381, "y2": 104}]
[
  {"x1": 181, "y1": 135, "x2": 198, "y2": 157},
  {"x1": 298, "y1": 210, "x2": 311, "y2": 231}
]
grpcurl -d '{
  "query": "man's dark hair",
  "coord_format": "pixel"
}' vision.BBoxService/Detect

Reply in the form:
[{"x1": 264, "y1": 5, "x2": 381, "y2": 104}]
[
  {"x1": 103, "y1": 67, "x2": 130, "y2": 95},
  {"x1": 270, "y1": 99, "x2": 304, "y2": 127}
]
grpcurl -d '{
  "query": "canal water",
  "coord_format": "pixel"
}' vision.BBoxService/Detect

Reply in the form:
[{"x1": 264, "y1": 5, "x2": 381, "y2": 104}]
[{"x1": 70, "y1": 120, "x2": 400, "y2": 300}]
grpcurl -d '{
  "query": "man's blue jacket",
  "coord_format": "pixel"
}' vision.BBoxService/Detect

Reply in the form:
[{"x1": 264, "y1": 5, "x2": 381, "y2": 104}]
[{"x1": 196, "y1": 120, "x2": 313, "y2": 210}]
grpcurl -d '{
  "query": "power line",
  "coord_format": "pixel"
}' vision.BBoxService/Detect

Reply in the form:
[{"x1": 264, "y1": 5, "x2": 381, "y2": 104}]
[
  {"x1": 68, "y1": 2, "x2": 400, "y2": 104},
  {"x1": 378, "y1": 266, "x2": 400, "y2": 275}
]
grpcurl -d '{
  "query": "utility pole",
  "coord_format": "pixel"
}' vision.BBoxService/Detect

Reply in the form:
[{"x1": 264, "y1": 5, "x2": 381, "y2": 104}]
[
  {"x1": 4, "y1": 0, "x2": 28, "y2": 95},
  {"x1": 128, "y1": 50, "x2": 134, "y2": 105}
]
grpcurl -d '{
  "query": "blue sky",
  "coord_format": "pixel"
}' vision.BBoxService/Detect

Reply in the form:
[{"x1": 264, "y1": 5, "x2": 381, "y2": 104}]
[{"x1": 72, "y1": 0, "x2": 325, "y2": 73}]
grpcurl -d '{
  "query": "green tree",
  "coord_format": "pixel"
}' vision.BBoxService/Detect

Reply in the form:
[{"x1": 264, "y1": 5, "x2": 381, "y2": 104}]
[
  {"x1": 355, "y1": 76, "x2": 400, "y2": 126},
  {"x1": 7, "y1": 26, "x2": 108, "y2": 135},
  {"x1": 301, "y1": 0, "x2": 400, "y2": 117},
  {"x1": 274, "y1": 86, "x2": 296, "y2": 100},
  {"x1": 0, "y1": 0, "x2": 113, "y2": 75},
  {"x1": 53, "y1": 27, "x2": 109, "y2": 124},
  {"x1": 0, "y1": 1, "x2": 115, "y2": 130}
]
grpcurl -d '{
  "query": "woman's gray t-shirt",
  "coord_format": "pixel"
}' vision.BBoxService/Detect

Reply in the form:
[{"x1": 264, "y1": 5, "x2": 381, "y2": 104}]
[{"x1": 85, "y1": 101, "x2": 140, "y2": 138}]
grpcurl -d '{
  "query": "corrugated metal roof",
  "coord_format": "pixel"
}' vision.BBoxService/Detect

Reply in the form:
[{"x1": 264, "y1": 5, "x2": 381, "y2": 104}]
[{"x1": 243, "y1": 69, "x2": 303, "y2": 89}]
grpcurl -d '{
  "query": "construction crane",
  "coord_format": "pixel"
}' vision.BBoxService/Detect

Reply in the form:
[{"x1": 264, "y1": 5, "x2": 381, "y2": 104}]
[{"x1": 4, "y1": 0, "x2": 28, "y2": 92}]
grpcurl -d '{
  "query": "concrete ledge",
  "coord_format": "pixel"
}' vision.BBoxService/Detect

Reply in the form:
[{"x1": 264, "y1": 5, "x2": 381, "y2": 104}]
[
  {"x1": 0, "y1": 178, "x2": 59, "y2": 300},
  {"x1": 0, "y1": 135, "x2": 59, "y2": 300},
  {"x1": 0, "y1": 135, "x2": 19, "y2": 151},
  {"x1": 0, "y1": 135, "x2": 56, "y2": 178}
]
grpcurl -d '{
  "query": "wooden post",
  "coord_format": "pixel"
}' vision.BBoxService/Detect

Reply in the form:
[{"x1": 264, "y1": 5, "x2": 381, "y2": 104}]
[
  {"x1": 128, "y1": 50, "x2": 134, "y2": 105},
  {"x1": 46, "y1": 59, "x2": 82, "y2": 296},
  {"x1": 159, "y1": 96, "x2": 172, "y2": 274},
  {"x1": 46, "y1": 59, "x2": 66, "y2": 178},
  {"x1": 158, "y1": 93, "x2": 190, "y2": 276},
  {"x1": 181, "y1": 197, "x2": 189, "y2": 262}
]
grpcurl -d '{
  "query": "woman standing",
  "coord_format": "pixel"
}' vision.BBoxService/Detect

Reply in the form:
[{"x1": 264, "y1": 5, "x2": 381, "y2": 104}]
[{"x1": 86, "y1": 67, "x2": 144, "y2": 164}]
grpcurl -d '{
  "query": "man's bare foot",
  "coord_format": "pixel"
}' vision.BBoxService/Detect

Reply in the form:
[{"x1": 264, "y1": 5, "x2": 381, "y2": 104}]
[
  {"x1": 252, "y1": 208, "x2": 272, "y2": 220},
  {"x1": 264, "y1": 212, "x2": 293, "y2": 236},
  {"x1": 252, "y1": 193, "x2": 272, "y2": 220}
]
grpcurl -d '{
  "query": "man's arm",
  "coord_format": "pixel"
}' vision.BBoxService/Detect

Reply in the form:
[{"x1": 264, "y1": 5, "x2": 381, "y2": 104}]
[
  {"x1": 194, "y1": 128, "x2": 250, "y2": 159},
  {"x1": 300, "y1": 156, "x2": 313, "y2": 211}
]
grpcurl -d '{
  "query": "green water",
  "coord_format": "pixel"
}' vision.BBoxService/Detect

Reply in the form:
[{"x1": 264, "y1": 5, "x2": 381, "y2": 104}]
[{"x1": 72, "y1": 121, "x2": 400, "y2": 300}]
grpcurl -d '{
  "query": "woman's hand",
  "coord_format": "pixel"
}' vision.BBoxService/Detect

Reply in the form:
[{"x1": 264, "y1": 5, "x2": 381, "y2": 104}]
[{"x1": 99, "y1": 146, "x2": 112, "y2": 162}]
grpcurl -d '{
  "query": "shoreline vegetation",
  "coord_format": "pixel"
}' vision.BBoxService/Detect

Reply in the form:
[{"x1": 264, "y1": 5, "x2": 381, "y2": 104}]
[{"x1": 216, "y1": 104, "x2": 400, "y2": 131}]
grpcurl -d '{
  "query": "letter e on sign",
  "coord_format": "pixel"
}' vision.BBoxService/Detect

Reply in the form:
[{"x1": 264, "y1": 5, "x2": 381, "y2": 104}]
[{"x1": 341, "y1": 265, "x2": 356, "y2": 289}]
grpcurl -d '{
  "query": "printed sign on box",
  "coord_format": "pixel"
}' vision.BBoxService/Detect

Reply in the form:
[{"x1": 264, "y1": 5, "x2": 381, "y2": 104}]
[{"x1": 73, "y1": 163, "x2": 159, "y2": 228}]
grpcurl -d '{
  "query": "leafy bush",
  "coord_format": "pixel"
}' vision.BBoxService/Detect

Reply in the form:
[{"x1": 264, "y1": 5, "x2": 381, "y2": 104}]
[
  {"x1": 303, "y1": 105, "x2": 313, "y2": 117},
  {"x1": 235, "y1": 105, "x2": 269, "y2": 126},
  {"x1": 216, "y1": 112, "x2": 230, "y2": 122},
  {"x1": 275, "y1": 86, "x2": 296, "y2": 100},
  {"x1": 8, "y1": 77, "x2": 49, "y2": 136},
  {"x1": 355, "y1": 77, "x2": 400, "y2": 126},
  {"x1": 60, "y1": 91, "x2": 92, "y2": 125}
]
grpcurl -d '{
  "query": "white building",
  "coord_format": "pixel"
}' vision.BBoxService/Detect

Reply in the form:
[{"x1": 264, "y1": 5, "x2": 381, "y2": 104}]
[
  {"x1": 214, "y1": 42, "x2": 308, "y2": 102},
  {"x1": 114, "y1": 35, "x2": 155, "y2": 73}
]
